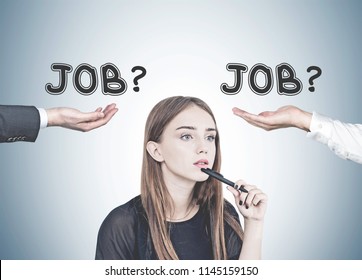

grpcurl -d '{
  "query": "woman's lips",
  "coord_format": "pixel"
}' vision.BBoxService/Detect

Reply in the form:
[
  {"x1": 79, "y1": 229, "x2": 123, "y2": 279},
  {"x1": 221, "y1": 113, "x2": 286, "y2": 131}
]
[{"x1": 193, "y1": 159, "x2": 209, "y2": 168}]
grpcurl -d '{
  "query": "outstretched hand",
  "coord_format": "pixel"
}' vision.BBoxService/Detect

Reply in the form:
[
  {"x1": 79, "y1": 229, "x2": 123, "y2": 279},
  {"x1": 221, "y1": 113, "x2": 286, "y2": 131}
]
[
  {"x1": 232, "y1": 105, "x2": 312, "y2": 132},
  {"x1": 46, "y1": 103, "x2": 118, "y2": 132}
]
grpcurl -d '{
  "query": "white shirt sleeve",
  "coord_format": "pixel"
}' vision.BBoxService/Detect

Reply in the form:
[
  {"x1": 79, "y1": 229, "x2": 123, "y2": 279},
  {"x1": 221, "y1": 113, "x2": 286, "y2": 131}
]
[
  {"x1": 307, "y1": 112, "x2": 362, "y2": 164},
  {"x1": 37, "y1": 108, "x2": 48, "y2": 129}
]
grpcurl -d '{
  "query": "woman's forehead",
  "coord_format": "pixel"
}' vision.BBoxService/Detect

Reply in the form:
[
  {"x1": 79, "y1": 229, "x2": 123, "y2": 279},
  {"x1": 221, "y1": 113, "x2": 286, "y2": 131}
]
[{"x1": 165, "y1": 105, "x2": 216, "y2": 130}]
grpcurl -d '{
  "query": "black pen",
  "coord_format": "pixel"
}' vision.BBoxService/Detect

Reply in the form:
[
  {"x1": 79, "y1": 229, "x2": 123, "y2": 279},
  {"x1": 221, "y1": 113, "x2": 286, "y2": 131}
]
[{"x1": 201, "y1": 168, "x2": 248, "y2": 193}]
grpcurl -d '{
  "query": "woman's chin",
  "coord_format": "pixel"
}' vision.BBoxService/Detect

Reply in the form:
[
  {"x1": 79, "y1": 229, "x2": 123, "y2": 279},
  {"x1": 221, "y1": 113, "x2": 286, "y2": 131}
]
[{"x1": 195, "y1": 173, "x2": 209, "y2": 182}]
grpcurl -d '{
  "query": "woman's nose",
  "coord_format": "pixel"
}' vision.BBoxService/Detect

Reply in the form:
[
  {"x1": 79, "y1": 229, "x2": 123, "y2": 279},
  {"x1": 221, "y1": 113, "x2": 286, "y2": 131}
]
[{"x1": 196, "y1": 139, "x2": 208, "y2": 154}]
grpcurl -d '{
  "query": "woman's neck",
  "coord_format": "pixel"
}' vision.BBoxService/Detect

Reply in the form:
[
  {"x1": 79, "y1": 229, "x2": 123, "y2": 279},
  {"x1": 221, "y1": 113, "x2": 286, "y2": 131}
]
[{"x1": 163, "y1": 175, "x2": 199, "y2": 221}]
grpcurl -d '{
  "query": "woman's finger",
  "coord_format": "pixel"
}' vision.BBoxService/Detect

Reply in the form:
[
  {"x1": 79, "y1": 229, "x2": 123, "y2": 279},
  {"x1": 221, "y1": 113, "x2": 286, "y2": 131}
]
[
  {"x1": 243, "y1": 186, "x2": 261, "y2": 208},
  {"x1": 251, "y1": 192, "x2": 268, "y2": 206}
]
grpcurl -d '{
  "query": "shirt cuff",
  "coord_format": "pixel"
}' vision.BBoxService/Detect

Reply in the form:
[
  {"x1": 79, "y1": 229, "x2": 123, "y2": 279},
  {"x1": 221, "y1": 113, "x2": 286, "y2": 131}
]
[
  {"x1": 306, "y1": 112, "x2": 334, "y2": 144},
  {"x1": 37, "y1": 108, "x2": 48, "y2": 129}
]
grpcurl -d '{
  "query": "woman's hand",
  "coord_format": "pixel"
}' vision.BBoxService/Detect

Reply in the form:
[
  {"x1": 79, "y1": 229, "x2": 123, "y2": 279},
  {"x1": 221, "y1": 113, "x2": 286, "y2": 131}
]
[
  {"x1": 227, "y1": 181, "x2": 268, "y2": 221},
  {"x1": 228, "y1": 181, "x2": 267, "y2": 259}
]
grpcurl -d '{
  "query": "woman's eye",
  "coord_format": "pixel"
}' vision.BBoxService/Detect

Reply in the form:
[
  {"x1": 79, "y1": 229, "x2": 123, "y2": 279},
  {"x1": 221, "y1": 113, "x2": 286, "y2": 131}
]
[
  {"x1": 181, "y1": 134, "x2": 192, "y2": 141},
  {"x1": 206, "y1": 135, "x2": 216, "y2": 142}
]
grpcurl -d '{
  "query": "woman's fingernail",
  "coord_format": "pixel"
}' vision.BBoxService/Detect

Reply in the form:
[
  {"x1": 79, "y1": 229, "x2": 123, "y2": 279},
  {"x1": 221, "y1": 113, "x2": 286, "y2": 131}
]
[{"x1": 239, "y1": 200, "x2": 243, "y2": 205}]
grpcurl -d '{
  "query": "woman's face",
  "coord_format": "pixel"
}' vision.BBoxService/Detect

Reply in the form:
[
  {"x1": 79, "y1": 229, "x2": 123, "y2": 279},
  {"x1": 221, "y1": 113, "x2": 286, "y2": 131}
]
[{"x1": 149, "y1": 105, "x2": 217, "y2": 188}]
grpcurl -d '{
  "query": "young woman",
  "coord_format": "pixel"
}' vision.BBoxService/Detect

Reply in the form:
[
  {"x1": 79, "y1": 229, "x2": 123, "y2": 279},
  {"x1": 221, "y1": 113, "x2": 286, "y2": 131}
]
[{"x1": 96, "y1": 96, "x2": 267, "y2": 260}]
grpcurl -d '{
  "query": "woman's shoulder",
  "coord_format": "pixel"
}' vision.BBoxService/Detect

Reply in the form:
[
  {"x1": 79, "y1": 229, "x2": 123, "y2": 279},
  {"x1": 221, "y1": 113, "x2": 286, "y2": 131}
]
[
  {"x1": 96, "y1": 195, "x2": 146, "y2": 260},
  {"x1": 113, "y1": 195, "x2": 143, "y2": 213},
  {"x1": 101, "y1": 195, "x2": 145, "y2": 227}
]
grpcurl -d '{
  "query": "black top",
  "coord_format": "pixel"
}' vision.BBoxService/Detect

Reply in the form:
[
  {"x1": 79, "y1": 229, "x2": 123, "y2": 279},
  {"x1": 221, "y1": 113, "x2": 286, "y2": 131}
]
[{"x1": 95, "y1": 196, "x2": 242, "y2": 260}]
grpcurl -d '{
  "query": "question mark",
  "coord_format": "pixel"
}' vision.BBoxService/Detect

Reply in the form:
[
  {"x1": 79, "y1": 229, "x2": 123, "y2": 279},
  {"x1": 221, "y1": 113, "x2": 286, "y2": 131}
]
[
  {"x1": 307, "y1": 66, "x2": 322, "y2": 92},
  {"x1": 131, "y1": 66, "x2": 147, "y2": 92}
]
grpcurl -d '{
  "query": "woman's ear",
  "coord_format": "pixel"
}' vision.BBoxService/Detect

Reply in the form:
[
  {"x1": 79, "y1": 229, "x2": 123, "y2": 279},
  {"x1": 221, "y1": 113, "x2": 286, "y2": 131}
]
[{"x1": 146, "y1": 141, "x2": 164, "y2": 162}]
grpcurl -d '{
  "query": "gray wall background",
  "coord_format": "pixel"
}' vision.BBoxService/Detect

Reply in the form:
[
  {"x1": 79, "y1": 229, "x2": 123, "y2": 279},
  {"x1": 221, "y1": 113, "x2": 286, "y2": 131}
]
[{"x1": 0, "y1": 0, "x2": 361, "y2": 259}]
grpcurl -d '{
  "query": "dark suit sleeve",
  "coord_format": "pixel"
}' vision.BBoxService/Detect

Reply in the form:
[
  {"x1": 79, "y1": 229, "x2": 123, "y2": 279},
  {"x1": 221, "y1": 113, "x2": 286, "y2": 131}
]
[{"x1": 0, "y1": 105, "x2": 41, "y2": 143}]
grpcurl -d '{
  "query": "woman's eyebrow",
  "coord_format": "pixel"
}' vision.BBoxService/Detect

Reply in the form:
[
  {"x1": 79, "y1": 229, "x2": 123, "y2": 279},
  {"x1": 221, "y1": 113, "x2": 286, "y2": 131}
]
[
  {"x1": 176, "y1": 126, "x2": 216, "y2": 132},
  {"x1": 176, "y1": 126, "x2": 196, "y2": 131}
]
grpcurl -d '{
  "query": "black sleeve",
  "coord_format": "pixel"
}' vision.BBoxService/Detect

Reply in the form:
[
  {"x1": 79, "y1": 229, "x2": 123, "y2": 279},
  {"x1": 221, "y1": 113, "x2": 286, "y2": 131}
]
[
  {"x1": 95, "y1": 202, "x2": 138, "y2": 260},
  {"x1": 0, "y1": 105, "x2": 40, "y2": 143},
  {"x1": 224, "y1": 200, "x2": 243, "y2": 260}
]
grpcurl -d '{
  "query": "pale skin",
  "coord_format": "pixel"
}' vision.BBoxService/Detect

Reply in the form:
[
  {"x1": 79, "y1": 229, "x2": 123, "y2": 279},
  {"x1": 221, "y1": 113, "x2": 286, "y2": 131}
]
[
  {"x1": 232, "y1": 105, "x2": 312, "y2": 132},
  {"x1": 146, "y1": 105, "x2": 267, "y2": 260},
  {"x1": 46, "y1": 103, "x2": 118, "y2": 132},
  {"x1": 228, "y1": 183, "x2": 267, "y2": 260}
]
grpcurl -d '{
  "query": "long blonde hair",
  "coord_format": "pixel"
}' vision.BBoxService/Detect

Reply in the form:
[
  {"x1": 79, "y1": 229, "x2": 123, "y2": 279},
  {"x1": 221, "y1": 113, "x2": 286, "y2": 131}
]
[{"x1": 141, "y1": 96, "x2": 243, "y2": 259}]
